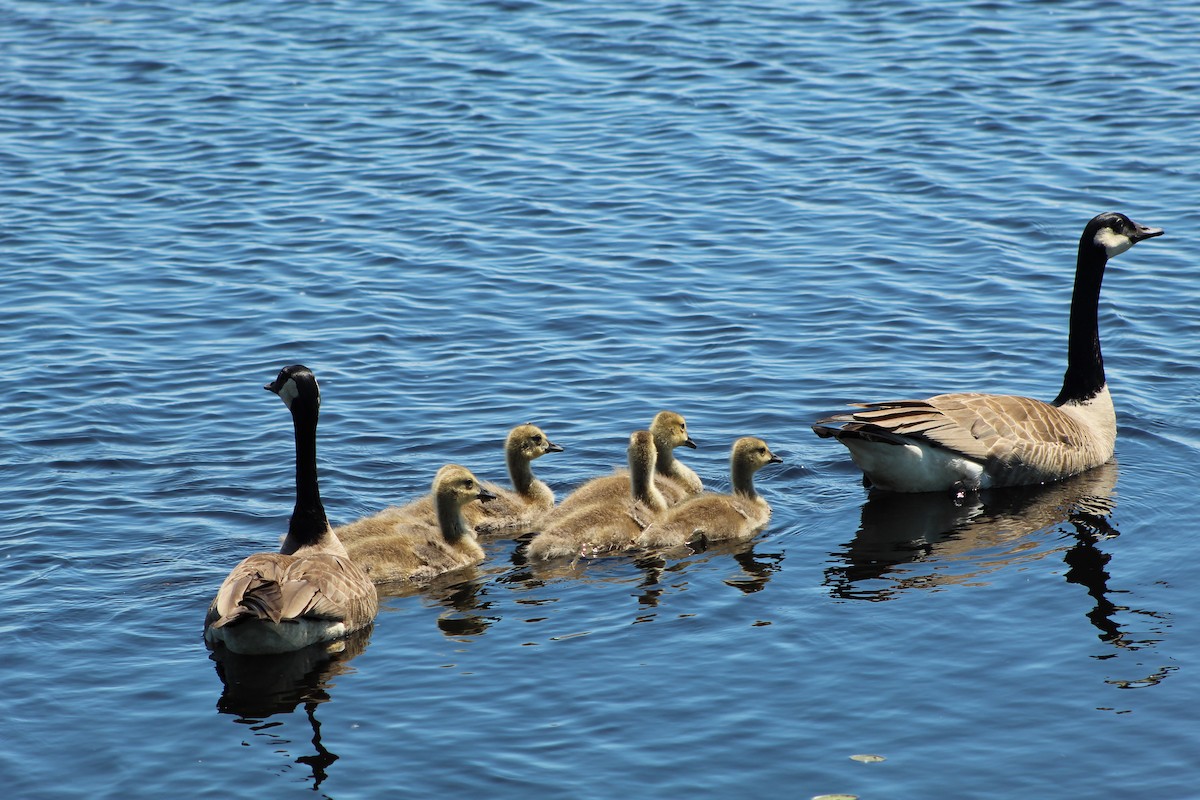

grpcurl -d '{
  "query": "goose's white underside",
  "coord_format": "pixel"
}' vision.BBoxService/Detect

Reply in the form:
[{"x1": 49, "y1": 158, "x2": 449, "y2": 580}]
[
  {"x1": 841, "y1": 439, "x2": 989, "y2": 493},
  {"x1": 204, "y1": 618, "x2": 347, "y2": 655},
  {"x1": 832, "y1": 388, "x2": 1116, "y2": 493}
]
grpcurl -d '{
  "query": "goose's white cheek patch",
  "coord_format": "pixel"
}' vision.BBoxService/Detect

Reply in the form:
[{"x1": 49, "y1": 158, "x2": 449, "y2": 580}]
[
  {"x1": 1094, "y1": 228, "x2": 1132, "y2": 257},
  {"x1": 277, "y1": 377, "x2": 300, "y2": 409}
]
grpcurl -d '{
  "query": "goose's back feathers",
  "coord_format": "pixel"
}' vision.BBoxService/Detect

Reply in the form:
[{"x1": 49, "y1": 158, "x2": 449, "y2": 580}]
[
  {"x1": 813, "y1": 388, "x2": 1116, "y2": 492},
  {"x1": 205, "y1": 551, "x2": 378, "y2": 654}
]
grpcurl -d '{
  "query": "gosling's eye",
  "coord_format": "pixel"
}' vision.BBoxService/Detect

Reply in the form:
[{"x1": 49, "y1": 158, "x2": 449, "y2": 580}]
[{"x1": 532, "y1": 435, "x2": 543, "y2": 443}]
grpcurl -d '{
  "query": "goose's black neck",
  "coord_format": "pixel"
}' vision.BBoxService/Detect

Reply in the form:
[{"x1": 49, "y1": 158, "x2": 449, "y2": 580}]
[
  {"x1": 1054, "y1": 236, "x2": 1108, "y2": 406},
  {"x1": 281, "y1": 392, "x2": 330, "y2": 554}
]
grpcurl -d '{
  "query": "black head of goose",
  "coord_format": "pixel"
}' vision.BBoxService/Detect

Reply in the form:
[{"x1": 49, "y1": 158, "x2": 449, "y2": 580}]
[
  {"x1": 204, "y1": 365, "x2": 379, "y2": 655},
  {"x1": 812, "y1": 212, "x2": 1164, "y2": 493}
]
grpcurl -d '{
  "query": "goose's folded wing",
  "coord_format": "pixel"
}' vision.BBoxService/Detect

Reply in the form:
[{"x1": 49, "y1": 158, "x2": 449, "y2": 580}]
[
  {"x1": 209, "y1": 552, "x2": 373, "y2": 627},
  {"x1": 815, "y1": 393, "x2": 1091, "y2": 465},
  {"x1": 280, "y1": 553, "x2": 377, "y2": 621}
]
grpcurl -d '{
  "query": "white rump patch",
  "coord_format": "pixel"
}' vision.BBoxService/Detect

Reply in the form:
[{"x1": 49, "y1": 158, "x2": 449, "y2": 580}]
[
  {"x1": 1094, "y1": 228, "x2": 1133, "y2": 257},
  {"x1": 843, "y1": 439, "x2": 988, "y2": 493}
]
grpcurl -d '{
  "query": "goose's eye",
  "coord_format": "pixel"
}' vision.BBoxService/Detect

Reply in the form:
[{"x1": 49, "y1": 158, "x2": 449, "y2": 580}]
[{"x1": 531, "y1": 435, "x2": 543, "y2": 443}]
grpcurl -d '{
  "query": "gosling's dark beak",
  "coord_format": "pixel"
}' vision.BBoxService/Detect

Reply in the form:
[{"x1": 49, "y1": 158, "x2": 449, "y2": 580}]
[
  {"x1": 478, "y1": 487, "x2": 498, "y2": 503},
  {"x1": 768, "y1": 452, "x2": 783, "y2": 465},
  {"x1": 1132, "y1": 222, "x2": 1164, "y2": 242},
  {"x1": 546, "y1": 440, "x2": 564, "y2": 454},
  {"x1": 683, "y1": 437, "x2": 698, "y2": 449}
]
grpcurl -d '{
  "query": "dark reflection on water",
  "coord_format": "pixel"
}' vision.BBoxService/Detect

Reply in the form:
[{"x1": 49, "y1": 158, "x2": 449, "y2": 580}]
[
  {"x1": 497, "y1": 529, "x2": 784, "y2": 620},
  {"x1": 371, "y1": 565, "x2": 503, "y2": 637},
  {"x1": 824, "y1": 463, "x2": 1149, "y2": 646},
  {"x1": 208, "y1": 626, "x2": 373, "y2": 793}
]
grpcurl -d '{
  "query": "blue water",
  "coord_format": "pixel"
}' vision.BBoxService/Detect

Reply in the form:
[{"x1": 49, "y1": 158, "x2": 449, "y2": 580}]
[{"x1": 3, "y1": 0, "x2": 1198, "y2": 797}]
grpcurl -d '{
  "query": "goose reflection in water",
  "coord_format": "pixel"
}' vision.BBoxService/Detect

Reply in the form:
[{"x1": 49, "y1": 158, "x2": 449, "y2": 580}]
[
  {"x1": 208, "y1": 625, "x2": 373, "y2": 791},
  {"x1": 825, "y1": 462, "x2": 1135, "y2": 644}
]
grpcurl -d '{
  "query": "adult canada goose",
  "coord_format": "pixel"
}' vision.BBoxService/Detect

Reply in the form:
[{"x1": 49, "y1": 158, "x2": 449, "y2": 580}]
[
  {"x1": 528, "y1": 430, "x2": 665, "y2": 560},
  {"x1": 812, "y1": 212, "x2": 1164, "y2": 493},
  {"x1": 204, "y1": 365, "x2": 379, "y2": 655},
  {"x1": 637, "y1": 437, "x2": 782, "y2": 549},
  {"x1": 553, "y1": 410, "x2": 700, "y2": 514},
  {"x1": 377, "y1": 424, "x2": 563, "y2": 534},
  {"x1": 341, "y1": 464, "x2": 496, "y2": 584}
]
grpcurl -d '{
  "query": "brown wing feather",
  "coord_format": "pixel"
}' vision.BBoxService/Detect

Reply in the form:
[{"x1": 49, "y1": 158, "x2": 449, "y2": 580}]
[
  {"x1": 207, "y1": 552, "x2": 377, "y2": 630},
  {"x1": 815, "y1": 392, "x2": 1106, "y2": 485}
]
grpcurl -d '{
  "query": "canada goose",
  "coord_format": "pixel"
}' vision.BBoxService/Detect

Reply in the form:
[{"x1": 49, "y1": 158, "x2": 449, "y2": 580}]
[
  {"x1": 383, "y1": 424, "x2": 563, "y2": 534},
  {"x1": 637, "y1": 437, "x2": 782, "y2": 549},
  {"x1": 528, "y1": 430, "x2": 665, "y2": 560},
  {"x1": 812, "y1": 212, "x2": 1163, "y2": 493},
  {"x1": 553, "y1": 410, "x2": 700, "y2": 514},
  {"x1": 342, "y1": 464, "x2": 496, "y2": 584},
  {"x1": 204, "y1": 365, "x2": 379, "y2": 655}
]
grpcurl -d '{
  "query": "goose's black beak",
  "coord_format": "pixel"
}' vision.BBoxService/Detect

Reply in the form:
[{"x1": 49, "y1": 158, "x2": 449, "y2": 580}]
[
  {"x1": 683, "y1": 437, "x2": 698, "y2": 449},
  {"x1": 1132, "y1": 222, "x2": 1164, "y2": 242},
  {"x1": 478, "y1": 487, "x2": 499, "y2": 503},
  {"x1": 546, "y1": 440, "x2": 564, "y2": 454}
]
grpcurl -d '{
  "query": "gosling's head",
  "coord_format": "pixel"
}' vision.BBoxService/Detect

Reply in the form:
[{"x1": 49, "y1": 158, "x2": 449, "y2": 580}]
[
  {"x1": 1085, "y1": 211, "x2": 1163, "y2": 259},
  {"x1": 650, "y1": 410, "x2": 697, "y2": 451},
  {"x1": 433, "y1": 464, "x2": 498, "y2": 507},
  {"x1": 507, "y1": 423, "x2": 564, "y2": 461},
  {"x1": 731, "y1": 437, "x2": 783, "y2": 474}
]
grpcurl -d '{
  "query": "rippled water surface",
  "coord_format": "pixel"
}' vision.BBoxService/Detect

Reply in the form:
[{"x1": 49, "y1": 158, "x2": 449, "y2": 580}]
[{"x1": 3, "y1": 1, "x2": 1198, "y2": 797}]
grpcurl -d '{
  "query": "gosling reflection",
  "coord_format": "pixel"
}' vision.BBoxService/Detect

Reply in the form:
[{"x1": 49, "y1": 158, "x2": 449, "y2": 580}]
[
  {"x1": 507, "y1": 529, "x2": 782, "y2": 612},
  {"x1": 826, "y1": 462, "x2": 1124, "y2": 642},
  {"x1": 209, "y1": 626, "x2": 373, "y2": 791},
  {"x1": 375, "y1": 565, "x2": 498, "y2": 638}
]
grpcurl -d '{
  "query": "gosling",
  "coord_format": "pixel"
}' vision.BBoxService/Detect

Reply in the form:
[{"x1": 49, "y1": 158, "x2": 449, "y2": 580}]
[
  {"x1": 468, "y1": 423, "x2": 564, "y2": 531},
  {"x1": 342, "y1": 464, "x2": 496, "y2": 584},
  {"x1": 637, "y1": 437, "x2": 782, "y2": 550},
  {"x1": 553, "y1": 410, "x2": 700, "y2": 514},
  {"x1": 342, "y1": 424, "x2": 562, "y2": 538},
  {"x1": 527, "y1": 430, "x2": 665, "y2": 561}
]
